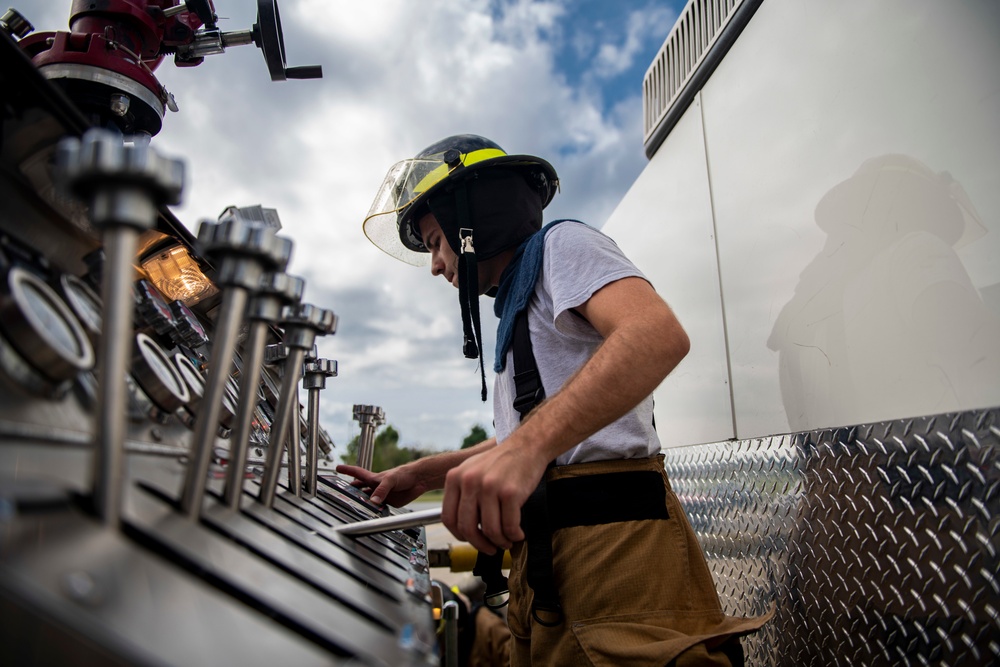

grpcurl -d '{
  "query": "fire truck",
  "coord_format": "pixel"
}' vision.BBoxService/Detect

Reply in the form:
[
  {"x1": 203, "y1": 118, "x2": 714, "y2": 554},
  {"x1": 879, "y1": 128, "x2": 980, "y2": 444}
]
[{"x1": 603, "y1": 0, "x2": 999, "y2": 664}]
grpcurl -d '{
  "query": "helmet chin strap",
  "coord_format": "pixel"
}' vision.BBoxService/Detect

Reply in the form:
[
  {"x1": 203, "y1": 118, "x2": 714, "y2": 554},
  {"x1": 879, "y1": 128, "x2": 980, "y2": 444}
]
[{"x1": 456, "y1": 183, "x2": 488, "y2": 402}]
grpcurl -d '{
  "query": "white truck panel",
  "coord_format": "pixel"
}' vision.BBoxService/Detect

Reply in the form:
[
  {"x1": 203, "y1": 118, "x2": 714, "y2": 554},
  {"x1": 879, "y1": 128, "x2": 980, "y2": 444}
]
[{"x1": 607, "y1": 0, "x2": 1000, "y2": 445}]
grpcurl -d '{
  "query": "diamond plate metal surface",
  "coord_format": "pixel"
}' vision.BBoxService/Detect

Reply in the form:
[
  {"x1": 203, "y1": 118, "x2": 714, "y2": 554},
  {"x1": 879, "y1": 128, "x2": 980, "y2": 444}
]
[{"x1": 664, "y1": 408, "x2": 1000, "y2": 667}]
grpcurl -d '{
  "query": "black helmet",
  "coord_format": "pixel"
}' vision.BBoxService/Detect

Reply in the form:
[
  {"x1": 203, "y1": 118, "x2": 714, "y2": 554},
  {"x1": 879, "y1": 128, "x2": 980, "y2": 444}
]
[{"x1": 363, "y1": 134, "x2": 558, "y2": 265}]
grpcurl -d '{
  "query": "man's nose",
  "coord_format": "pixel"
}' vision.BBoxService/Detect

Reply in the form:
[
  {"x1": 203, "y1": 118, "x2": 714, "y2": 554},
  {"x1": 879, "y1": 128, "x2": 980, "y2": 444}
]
[{"x1": 430, "y1": 253, "x2": 444, "y2": 276}]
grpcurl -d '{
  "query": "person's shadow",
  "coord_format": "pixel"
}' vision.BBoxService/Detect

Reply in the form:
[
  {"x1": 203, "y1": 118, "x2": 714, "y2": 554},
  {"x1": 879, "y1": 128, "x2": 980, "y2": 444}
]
[{"x1": 767, "y1": 154, "x2": 999, "y2": 432}]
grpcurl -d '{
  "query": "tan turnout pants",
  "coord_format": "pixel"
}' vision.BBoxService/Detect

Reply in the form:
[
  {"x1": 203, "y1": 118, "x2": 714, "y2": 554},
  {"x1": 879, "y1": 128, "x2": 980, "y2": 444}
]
[{"x1": 502, "y1": 455, "x2": 772, "y2": 666}]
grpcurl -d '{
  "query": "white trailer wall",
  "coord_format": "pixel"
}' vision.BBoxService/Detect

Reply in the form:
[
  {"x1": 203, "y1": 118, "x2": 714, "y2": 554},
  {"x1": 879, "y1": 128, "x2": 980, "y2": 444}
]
[{"x1": 604, "y1": 0, "x2": 1000, "y2": 446}]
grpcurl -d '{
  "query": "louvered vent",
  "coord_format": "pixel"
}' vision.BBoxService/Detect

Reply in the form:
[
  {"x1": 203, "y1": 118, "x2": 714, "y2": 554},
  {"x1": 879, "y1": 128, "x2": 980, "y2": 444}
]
[{"x1": 643, "y1": 0, "x2": 747, "y2": 146}]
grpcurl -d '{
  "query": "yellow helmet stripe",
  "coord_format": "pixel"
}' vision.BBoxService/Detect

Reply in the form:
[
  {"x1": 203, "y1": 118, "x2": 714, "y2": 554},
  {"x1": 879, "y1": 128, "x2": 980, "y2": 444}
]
[{"x1": 412, "y1": 147, "x2": 508, "y2": 196}]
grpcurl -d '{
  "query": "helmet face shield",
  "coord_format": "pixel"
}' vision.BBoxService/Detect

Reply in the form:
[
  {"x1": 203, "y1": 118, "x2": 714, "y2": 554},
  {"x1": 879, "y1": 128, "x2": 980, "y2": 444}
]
[
  {"x1": 362, "y1": 157, "x2": 442, "y2": 265},
  {"x1": 363, "y1": 147, "x2": 508, "y2": 265}
]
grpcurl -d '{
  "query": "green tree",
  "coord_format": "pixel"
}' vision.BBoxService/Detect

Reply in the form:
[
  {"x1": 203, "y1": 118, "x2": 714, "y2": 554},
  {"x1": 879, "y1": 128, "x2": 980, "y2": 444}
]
[
  {"x1": 340, "y1": 424, "x2": 434, "y2": 472},
  {"x1": 461, "y1": 424, "x2": 489, "y2": 449}
]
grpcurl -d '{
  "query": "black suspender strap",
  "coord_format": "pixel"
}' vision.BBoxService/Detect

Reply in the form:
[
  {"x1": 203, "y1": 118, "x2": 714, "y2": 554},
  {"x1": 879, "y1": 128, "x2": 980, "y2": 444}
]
[
  {"x1": 511, "y1": 310, "x2": 544, "y2": 420},
  {"x1": 520, "y1": 477, "x2": 563, "y2": 626},
  {"x1": 472, "y1": 549, "x2": 510, "y2": 610}
]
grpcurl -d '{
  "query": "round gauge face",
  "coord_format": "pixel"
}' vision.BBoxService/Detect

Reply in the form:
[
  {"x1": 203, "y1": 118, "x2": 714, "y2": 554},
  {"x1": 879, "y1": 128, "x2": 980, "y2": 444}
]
[
  {"x1": 174, "y1": 354, "x2": 205, "y2": 399},
  {"x1": 141, "y1": 343, "x2": 183, "y2": 395},
  {"x1": 60, "y1": 275, "x2": 103, "y2": 335},
  {"x1": 23, "y1": 281, "x2": 82, "y2": 356},
  {"x1": 134, "y1": 333, "x2": 190, "y2": 409},
  {"x1": 2, "y1": 267, "x2": 94, "y2": 379}
]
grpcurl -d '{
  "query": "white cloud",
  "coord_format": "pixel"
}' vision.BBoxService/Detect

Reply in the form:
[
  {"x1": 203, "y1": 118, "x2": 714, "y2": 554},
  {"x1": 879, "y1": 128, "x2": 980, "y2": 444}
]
[{"x1": 26, "y1": 0, "x2": 669, "y2": 453}]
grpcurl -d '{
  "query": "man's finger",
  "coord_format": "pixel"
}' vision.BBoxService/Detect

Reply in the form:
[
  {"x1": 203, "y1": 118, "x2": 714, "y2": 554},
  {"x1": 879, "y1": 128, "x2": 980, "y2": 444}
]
[
  {"x1": 336, "y1": 464, "x2": 374, "y2": 485},
  {"x1": 478, "y1": 491, "x2": 509, "y2": 551},
  {"x1": 500, "y1": 496, "x2": 525, "y2": 544},
  {"x1": 456, "y1": 482, "x2": 488, "y2": 551},
  {"x1": 441, "y1": 473, "x2": 461, "y2": 540}
]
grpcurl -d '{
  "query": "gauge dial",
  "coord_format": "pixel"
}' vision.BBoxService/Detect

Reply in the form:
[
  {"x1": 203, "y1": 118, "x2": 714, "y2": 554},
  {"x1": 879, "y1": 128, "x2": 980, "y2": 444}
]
[
  {"x1": 131, "y1": 332, "x2": 189, "y2": 412},
  {"x1": 174, "y1": 353, "x2": 206, "y2": 406},
  {"x1": 0, "y1": 267, "x2": 94, "y2": 382},
  {"x1": 59, "y1": 274, "x2": 103, "y2": 340}
]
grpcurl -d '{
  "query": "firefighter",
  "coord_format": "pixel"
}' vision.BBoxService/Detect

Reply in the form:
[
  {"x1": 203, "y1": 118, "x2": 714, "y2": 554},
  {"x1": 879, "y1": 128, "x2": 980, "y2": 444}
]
[{"x1": 340, "y1": 134, "x2": 769, "y2": 665}]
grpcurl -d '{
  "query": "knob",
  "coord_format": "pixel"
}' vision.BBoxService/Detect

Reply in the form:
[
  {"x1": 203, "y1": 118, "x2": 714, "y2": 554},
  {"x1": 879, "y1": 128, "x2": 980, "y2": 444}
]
[
  {"x1": 248, "y1": 272, "x2": 304, "y2": 322},
  {"x1": 57, "y1": 129, "x2": 184, "y2": 230},
  {"x1": 279, "y1": 303, "x2": 337, "y2": 349},
  {"x1": 302, "y1": 358, "x2": 337, "y2": 390},
  {"x1": 196, "y1": 216, "x2": 292, "y2": 286}
]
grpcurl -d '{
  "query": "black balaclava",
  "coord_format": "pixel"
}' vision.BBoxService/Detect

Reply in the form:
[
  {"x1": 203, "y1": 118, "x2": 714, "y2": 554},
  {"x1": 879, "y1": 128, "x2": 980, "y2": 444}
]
[{"x1": 425, "y1": 169, "x2": 544, "y2": 400}]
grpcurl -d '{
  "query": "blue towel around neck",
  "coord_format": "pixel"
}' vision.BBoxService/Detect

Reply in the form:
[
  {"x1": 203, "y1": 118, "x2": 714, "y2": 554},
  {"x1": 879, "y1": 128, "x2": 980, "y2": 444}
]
[{"x1": 493, "y1": 219, "x2": 581, "y2": 372}]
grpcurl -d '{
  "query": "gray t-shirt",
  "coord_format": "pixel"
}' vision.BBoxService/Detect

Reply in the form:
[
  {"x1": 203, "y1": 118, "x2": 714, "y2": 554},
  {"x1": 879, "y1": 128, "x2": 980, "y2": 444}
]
[{"x1": 493, "y1": 222, "x2": 662, "y2": 465}]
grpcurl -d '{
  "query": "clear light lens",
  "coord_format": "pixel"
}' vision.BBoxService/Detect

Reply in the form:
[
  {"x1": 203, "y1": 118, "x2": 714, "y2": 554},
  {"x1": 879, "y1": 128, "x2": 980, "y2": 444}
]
[{"x1": 141, "y1": 245, "x2": 217, "y2": 305}]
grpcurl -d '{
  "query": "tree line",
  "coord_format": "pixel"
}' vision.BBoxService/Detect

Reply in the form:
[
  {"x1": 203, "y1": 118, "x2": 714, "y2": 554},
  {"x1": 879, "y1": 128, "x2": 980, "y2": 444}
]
[{"x1": 339, "y1": 423, "x2": 489, "y2": 472}]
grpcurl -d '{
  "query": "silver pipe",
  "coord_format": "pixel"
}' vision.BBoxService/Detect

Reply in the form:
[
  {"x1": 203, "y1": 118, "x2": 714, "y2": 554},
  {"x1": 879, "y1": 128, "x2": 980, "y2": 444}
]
[
  {"x1": 357, "y1": 419, "x2": 374, "y2": 470},
  {"x1": 443, "y1": 600, "x2": 460, "y2": 667},
  {"x1": 333, "y1": 507, "x2": 442, "y2": 536},
  {"x1": 91, "y1": 226, "x2": 140, "y2": 527},
  {"x1": 221, "y1": 29, "x2": 254, "y2": 47},
  {"x1": 285, "y1": 382, "x2": 302, "y2": 496},
  {"x1": 305, "y1": 383, "x2": 320, "y2": 496},
  {"x1": 258, "y1": 346, "x2": 306, "y2": 507},
  {"x1": 179, "y1": 287, "x2": 249, "y2": 519},
  {"x1": 222, "y1": 320, "x2": 268, "y2": 509}
]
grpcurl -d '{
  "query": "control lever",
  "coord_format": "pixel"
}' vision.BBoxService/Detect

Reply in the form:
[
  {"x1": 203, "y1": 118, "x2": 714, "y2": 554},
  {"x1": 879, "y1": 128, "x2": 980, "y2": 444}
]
[
  {"x1": 258, "y1": 304, "x2": 336, "y2": 507},
  {"x1": 56, "y1": 129, "x2": 184, "y2": 527},
  {"x1": 302, "y1": 358, "x2": 338, "y2": 496},
  {"x1": 178, "y1": 216, "x2": 291, "y2": 519},
  {"x1": 262, "y1": 342, "x2": 310, "y2": 496},
  {"x1": 334, "y1": 507, "x2": 443, "y2": 536},
  {"x1": 222, "y1": 272, "x2": 304, "y2": 510}
]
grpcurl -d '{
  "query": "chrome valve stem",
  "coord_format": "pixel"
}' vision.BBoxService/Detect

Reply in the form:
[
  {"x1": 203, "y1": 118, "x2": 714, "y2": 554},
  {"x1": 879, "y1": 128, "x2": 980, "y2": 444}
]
[
  {"x1": 222, "y1": 271, "x2": 304, "y2": 510},
  {"x1": 179, "y1": 214, "x2": 291, "y2": 519},
  {"x1": 57, "y1": 129, "x2": 184, "y2": 527},
  {"x1": 353, "y1": 404, "x2": 385, "y2": 472},
  {"x1": 258, "y1": 304, "x2": 336, "y2": 507},
  {"x1": 302, "y1": 358, "x2": 337, "y2": 496}
]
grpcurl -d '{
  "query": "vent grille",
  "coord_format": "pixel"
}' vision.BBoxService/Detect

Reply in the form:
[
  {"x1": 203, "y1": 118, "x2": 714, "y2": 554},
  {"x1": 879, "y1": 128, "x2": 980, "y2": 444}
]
[{"x1": 643, "y1": 0, "x2": 745, "y2": 144}]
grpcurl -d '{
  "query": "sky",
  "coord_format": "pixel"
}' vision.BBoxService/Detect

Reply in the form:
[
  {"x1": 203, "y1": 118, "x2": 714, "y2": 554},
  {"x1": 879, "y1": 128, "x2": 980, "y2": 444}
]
[{"x1": 27, "y1": 0, "x2": 681, "y2": 454}]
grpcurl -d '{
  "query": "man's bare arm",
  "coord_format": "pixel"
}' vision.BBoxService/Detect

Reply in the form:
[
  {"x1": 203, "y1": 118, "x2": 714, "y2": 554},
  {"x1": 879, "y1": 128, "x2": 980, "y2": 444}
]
[{"x1": 442, "y1": 276, "x2": 689, "y2": 552}]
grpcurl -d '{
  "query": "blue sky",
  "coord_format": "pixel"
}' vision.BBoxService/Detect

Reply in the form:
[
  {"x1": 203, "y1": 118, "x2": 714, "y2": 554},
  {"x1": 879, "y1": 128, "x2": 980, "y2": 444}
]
[{"x1": 27, "y1": 0, "x2": 684, "y2": 453}]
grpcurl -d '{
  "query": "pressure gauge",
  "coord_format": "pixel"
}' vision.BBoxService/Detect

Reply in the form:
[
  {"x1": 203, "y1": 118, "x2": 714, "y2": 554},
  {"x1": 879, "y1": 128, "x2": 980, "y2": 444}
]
[
  {"x1": 131, "y1": 332, "x2": 189, "y2": 412},
  {"x1": 174, "y1": 352, "x2": 206, "y2": 413},
  {"x1": 58, "y1": 274, "x2": 103, "y2": 343},
  {"x1": 0, "y1": 266, "x2": 94, "y2": 382},
  {"x1": 173, "y1": 353, "x2": 238, "y2": 429}
]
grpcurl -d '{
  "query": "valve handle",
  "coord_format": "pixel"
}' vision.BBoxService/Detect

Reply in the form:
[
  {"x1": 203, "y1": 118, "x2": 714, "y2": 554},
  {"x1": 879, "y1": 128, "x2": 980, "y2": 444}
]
[{"x1": 252, "y1": 0, "x2": 323, "y2": 82}]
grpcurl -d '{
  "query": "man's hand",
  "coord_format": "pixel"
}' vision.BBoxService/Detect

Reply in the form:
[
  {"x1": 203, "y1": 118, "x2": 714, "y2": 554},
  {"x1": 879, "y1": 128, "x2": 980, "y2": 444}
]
[
  {"x1": 335, "y1": 463, "x2": 425, "y2": 507},
  {"x1": 441, "y1": 440, "x2": 549, "y2": 554},
  {"x1": 336, "y1": 438, "x2": 499, "y2": 508}
]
